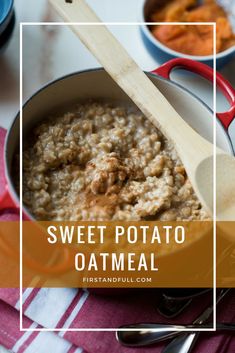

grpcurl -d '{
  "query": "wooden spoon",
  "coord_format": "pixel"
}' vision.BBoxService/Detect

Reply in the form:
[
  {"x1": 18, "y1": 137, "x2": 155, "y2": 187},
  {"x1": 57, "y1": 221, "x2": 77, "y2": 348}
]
[{"x1": 49, "y1": 0, "x2": 235, "y2": 221}]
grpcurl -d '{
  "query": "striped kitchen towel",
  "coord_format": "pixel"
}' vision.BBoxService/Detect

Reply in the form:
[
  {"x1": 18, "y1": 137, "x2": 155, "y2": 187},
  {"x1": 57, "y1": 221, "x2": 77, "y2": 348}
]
[{"x1": 0, "y1": 287, "x2": 234, "y2": 353}]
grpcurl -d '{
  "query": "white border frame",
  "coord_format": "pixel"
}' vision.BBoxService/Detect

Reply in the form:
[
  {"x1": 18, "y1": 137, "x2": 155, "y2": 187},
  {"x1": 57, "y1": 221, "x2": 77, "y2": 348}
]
[{"x1": 20, "y1": 21, "x2": 217, "y2": 332}]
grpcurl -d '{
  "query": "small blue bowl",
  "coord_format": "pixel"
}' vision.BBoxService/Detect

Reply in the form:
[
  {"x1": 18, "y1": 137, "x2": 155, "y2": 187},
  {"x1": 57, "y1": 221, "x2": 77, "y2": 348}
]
[
  {"x1": 140, "y1": 0, "x2": 235, "y2": 69},
  {"x1": 0, "y1": 0, "x2": 14, "y2": 32},
  {"x1": 0, "y1": 0, "x2": 14, "y2": 53}
]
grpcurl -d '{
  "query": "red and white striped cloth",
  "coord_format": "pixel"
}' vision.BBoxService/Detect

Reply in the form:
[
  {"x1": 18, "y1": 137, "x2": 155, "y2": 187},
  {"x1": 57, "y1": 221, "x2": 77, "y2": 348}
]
[
  {"x1": 1, "y1": 127, "x2": 235, "y2": 353},
  {"x1": 0, "y1": 287, "x2": 234, "y2": 353}
]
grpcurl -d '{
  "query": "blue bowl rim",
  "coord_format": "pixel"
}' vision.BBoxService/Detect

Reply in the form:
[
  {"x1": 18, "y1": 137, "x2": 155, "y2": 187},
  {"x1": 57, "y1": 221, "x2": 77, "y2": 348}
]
[
  {"x1": 0, "y1": 0, "x2": 14, "y2": 27},
  {"x1": 139, "y1": 0, "x2": 235, "y2": 61},
  {"x1": 0, "y1": 10, "x2": 15, "y2": 51}
]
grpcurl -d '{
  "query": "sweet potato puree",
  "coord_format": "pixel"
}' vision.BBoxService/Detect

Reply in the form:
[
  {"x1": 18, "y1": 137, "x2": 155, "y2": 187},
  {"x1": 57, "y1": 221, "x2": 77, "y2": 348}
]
[{"x1": 150, "y1": 0, "x2": 235, "y2": 55}]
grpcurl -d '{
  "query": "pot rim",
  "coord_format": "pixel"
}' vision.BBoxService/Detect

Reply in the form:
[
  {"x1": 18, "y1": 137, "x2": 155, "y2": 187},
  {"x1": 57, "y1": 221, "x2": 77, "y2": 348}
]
[{"x1": 4, "y1": 66, "x2": 235, "y2": 216}]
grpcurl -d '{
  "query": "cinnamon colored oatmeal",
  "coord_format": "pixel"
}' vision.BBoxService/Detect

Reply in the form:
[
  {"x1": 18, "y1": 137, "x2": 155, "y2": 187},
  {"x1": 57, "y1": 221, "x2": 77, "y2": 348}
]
[
  {"x1": 149, "y1": 0, "x2": 235, "y2": 56},
  {"x1": 22, "y1": 102, "x2": 209, "y2": 221}
]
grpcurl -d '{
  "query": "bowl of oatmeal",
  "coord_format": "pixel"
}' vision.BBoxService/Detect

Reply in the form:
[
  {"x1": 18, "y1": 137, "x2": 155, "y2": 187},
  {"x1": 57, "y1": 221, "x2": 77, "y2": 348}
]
[
  {"x1": 2, "y1": 58, "x2": 234, "y2": 221},
  {"x1": 140, "y1": 0, "x2": 235, "y2": 67}
]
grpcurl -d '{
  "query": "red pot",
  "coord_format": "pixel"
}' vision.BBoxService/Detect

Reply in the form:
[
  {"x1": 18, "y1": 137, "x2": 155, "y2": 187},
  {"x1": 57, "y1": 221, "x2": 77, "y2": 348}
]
[{"x1": 0, "y1": 58, "x2": 234, "y2": 282}]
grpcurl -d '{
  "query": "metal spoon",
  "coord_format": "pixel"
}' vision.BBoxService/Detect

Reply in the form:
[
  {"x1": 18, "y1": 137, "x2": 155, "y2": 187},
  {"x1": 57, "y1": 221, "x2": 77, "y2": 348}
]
[
  {"x1": 117, "y1": 289, "x2": 230, "y2": 348},
  {"x1": 116, "y1": 322, "x2": 235, "y2": 347},
  {"x1": 162, "y1": 288, "x2": 230, "y2": 353}
]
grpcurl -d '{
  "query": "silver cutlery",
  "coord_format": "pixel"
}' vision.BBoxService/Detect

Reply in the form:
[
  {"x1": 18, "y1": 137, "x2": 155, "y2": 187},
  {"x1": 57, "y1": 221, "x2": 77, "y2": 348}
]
[
  {"x1": 162, "y1": 288, "x2": 230, "y2": 353},
  {"x1": 116, "y1": 322, "x2": 235, "y2": 347},
  {"x1": 116, "y1": 289, "x2": 230, "y2": 348}
]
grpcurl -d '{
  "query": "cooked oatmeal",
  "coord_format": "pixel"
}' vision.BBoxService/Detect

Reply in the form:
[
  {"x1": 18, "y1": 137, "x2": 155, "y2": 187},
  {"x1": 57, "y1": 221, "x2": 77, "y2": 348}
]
[{"x1": 22, "y1": 103, "x2": 209, "y2": 221}]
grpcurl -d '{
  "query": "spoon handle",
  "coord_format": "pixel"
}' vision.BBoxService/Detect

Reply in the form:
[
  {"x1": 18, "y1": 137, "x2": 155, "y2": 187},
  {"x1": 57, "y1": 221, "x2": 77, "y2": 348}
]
[
  {"x1": 165, "y1": 323, "x2": 235, "y2": 353},
  {"x1": 117, "y1": 322, "x2": 235, "y2": 347},
  {"x1": 120, "y1": 322, "x2": 235, "y2": 330},
  {"x1": 216, "y1": 323, "x2": 235, "y2": 330},
  {"x1": 116, "y1": 326, "x2": 182, "y2": 347},
  {"x1": 162, "y1": 333, "x2": 198, "y2": 353},
  {"x1": 49, "y1": 0, "x2": 211, "y2": 163}
]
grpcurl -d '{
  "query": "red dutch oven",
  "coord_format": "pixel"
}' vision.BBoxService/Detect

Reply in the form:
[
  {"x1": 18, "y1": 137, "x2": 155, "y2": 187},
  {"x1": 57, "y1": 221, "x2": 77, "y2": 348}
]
[
  {"x1": 0, "y1": 58, "x2": 234, "y2": 278},
  {"x1": 1, "y1": 58, "x2": 235, "y2": 213}
]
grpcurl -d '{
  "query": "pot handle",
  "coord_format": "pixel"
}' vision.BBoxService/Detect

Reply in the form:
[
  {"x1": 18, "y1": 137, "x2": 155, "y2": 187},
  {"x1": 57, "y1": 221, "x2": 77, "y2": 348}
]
[
  {"x1": 0, "y1": 127, "x2": 18, "y2": 212},
  {"x1": 152, "y1": 58, "x2": 235, "y2": 131},
  {"x1": 0, "y1": 188, "x2": 17, "y2": 211}
]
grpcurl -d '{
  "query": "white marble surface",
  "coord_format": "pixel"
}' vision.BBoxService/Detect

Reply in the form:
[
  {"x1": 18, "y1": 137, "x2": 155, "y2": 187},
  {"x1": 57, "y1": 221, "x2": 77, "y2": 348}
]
[{"x1": 0, "y1": 1, "x2": 234, "y2": 351}]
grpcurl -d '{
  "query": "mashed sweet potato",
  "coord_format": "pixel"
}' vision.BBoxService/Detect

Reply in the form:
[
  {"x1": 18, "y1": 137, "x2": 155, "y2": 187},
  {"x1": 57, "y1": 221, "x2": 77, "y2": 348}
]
[{"x1": 150, "y1": 0, "x2": 235, "y2": 55}]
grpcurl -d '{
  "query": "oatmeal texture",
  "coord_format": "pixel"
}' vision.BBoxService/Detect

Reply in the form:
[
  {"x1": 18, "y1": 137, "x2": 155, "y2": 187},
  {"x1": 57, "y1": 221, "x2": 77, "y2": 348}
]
[{"x1": 23, "y1": 103, "x2": 209, "y2": 221}]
